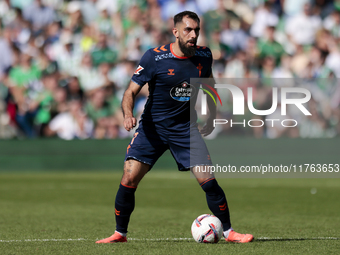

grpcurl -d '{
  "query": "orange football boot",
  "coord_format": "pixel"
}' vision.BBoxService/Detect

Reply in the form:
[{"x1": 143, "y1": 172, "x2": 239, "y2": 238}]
[
  {"x1": 225, "y1": 230, "x2": 254, "y2": 243},
  {"x1": 96, "y1": 231, "x2": 127, "y2": 243}
]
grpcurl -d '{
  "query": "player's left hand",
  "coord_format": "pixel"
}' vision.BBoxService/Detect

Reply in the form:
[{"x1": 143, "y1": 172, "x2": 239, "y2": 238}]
[{"x1": 200, "y1": 118, "x2": 215, "y2": 137}]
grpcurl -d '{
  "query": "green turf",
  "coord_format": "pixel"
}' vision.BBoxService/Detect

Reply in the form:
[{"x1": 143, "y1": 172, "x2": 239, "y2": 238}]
[
  {"x1": 1, "y1": 138, "x2": 339, "y2": 171},
  {"x1": 0, "y1": 172, "x2": 339, "y2": 255}
]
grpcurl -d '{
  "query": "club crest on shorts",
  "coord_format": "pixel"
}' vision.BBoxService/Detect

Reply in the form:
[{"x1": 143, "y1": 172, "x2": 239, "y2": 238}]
[{"x1": 170, "y1": 82, "x2": 196, "y2": 102}]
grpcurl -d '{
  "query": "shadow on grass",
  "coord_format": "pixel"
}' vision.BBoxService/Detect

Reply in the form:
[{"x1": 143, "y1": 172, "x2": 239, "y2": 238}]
[{"x1": 254, "y1": 237, "x2": 339, "y2": 242}]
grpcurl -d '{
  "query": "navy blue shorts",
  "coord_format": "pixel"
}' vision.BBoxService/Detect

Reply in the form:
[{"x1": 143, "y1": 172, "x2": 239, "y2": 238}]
[{"x1": 125, "y1": 121, "x2": 212, "y2": 171}]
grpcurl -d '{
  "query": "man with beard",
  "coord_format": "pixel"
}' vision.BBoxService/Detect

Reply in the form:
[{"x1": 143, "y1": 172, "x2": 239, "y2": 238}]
[{"x1": 96, "y1": 11, "x2": 253, "y2": 244}]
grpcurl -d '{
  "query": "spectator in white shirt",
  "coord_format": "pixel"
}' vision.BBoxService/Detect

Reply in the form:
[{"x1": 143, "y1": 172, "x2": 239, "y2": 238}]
[
  {"x1": 323, "y1": 10, "x2": 340, "y2": 38},
  {"x1": 285, "y1": 3, "x2": 322, "y2": 46},
  {"x1": 46, "y1": 99, "x2": 93, "y2": 140},
  {"x1": 250, "y1": 2, "x2": 279, "y2": 38}
]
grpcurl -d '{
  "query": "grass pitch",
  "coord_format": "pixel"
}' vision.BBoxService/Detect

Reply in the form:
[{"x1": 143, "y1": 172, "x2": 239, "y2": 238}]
[{"x1": 0, "y1": 172, "x2": 339, "y2": 255}]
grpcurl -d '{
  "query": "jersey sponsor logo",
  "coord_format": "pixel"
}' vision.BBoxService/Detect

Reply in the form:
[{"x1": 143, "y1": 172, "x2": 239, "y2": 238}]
[
  {"x1": 168, "y1": 69, "x2": 175, "y2": 75},
  {"x1": 134, "y1": 65, "x2": 144, "y2": 75},
  {"x1": 170, "y1": 82, "x2": 196, "y2": 102}
]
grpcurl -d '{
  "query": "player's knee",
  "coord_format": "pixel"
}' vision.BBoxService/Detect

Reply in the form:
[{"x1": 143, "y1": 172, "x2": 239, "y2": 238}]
[
  {"x1": 121, "y1": 159, "x2": 149, "y2": 187},
  {"x1": 121, "y1": 169, "x2": 141, "y2": 188},
  {"x1": 192, "y1": 166, "x2": 214, "y2": 182},
  {"x1": 121, "y1": 174, "x2": 139, "y2": 188}
]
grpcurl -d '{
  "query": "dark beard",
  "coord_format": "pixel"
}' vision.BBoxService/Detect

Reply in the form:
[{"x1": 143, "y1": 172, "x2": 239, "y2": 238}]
[{"x1": 178, "y1": 37, "x2": 196, "y2": 57}]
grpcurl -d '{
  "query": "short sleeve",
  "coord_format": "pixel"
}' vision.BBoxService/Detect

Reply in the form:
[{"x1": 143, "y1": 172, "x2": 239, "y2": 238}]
[{"x1": 131, "y1": 50, "x2": 156, "y2": 87}]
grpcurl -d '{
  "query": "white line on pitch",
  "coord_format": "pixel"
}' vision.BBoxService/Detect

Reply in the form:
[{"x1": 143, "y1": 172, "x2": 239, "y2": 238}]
[
  {"x1": 0, "y1": 238, "x2": 87, "y2": 243},
  {"x1": 128, "y1": 238, "x2": 193, "y2": 241},
  {"x1": 129, "y1": 237, "x2": 340, "y2": 241},
  {"x1": 257, "y1": 237, "x2": 339, "y2": 240},
  {"x1": 0, "y1": 237, "x2": 338, "y2": 243}
]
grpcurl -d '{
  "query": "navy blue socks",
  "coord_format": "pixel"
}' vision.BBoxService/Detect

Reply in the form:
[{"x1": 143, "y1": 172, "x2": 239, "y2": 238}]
[
  {"x1": 114, "y1": 178, "x2": 231, "y2": 233},
  {"x1": 200, "y1": 178, "x2": 231, "y2": 231},
  {"x1": 115, "y1": 183, "x2": 137, "y2": 234}
]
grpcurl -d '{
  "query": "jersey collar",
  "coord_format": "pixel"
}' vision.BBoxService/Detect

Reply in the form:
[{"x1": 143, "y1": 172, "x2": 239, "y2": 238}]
[{"x1": 170, "y1": 43, "x2": 191, "y2": 59}]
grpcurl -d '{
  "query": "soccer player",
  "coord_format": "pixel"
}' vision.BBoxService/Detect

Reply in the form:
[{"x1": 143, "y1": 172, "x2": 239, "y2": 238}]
[{"x1": 96, "y1": 11, "x2": 253, "y2": 244}]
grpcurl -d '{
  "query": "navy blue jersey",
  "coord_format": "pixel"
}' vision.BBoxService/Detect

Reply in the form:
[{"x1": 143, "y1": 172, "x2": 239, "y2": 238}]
[{"x1": 131, "y1": 43, "x2": 212, "y2": 129}]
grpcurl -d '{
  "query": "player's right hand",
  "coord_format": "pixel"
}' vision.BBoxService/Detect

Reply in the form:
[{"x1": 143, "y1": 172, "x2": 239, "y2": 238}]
[{"x1": 124, "y1": 116, "x2": 137, "y2": 131}]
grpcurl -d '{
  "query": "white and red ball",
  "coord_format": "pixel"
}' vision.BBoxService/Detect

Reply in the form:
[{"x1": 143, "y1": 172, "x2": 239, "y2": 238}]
[{"x1": 191, "y1": 214, "x2": 223, "y2": 243}]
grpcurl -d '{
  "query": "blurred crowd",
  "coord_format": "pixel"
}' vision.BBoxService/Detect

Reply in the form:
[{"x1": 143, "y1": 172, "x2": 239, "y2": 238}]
[{"x1": 0, "y1": 0, "x2": 339, "y2": 139}]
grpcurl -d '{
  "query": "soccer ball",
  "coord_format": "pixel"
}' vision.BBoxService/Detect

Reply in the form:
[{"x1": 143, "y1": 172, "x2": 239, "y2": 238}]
[{"x1": 191, "y1": 214, "x2": 223, "y2": 243}]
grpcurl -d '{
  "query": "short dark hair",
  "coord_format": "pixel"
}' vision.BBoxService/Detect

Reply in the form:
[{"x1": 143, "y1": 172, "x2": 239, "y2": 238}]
[{"x1": 174, "y1": 11, "x2": 200, "y2": 26}]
